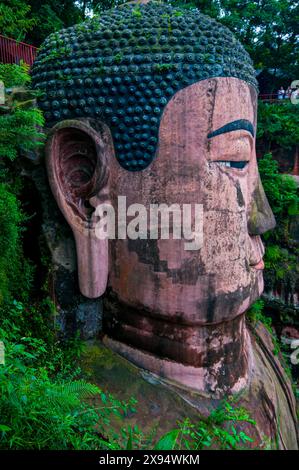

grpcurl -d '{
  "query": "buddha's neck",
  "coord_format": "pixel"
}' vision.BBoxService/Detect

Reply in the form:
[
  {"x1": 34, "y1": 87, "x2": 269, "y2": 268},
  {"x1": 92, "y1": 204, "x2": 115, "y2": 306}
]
[{"x1": 103, "y1": 294, "x2": 252, "y2": 397}]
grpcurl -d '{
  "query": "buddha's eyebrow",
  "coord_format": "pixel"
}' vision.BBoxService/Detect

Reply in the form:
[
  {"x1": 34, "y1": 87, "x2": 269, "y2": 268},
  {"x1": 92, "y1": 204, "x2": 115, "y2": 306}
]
[{"x1": 207, "y1": 119, "x2": 254, "y2": 139}]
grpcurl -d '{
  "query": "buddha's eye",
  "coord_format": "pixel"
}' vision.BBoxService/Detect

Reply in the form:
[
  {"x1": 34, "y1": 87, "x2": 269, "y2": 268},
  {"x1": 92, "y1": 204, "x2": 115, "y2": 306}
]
[{"x1": 216, "y1": 161, "x2": 249, "y2": 169}]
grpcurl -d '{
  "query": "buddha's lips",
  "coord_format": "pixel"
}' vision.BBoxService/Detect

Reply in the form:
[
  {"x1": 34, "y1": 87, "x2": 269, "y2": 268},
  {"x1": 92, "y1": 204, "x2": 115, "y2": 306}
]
[{"x1": 251, "y1": 259, "x2": 265, "y2": 270}]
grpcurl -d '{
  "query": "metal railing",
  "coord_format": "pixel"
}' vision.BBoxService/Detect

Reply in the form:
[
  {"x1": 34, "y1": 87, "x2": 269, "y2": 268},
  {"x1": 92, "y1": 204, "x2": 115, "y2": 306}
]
[{"x1": 0, "y1": 34, "x2": 37, "y2": 67}]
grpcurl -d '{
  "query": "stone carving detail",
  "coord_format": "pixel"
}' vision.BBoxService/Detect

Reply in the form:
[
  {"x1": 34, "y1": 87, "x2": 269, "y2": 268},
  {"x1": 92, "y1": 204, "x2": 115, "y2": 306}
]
[{"x1": 46, "y1": 120, "x2": 111, "y2": 298}]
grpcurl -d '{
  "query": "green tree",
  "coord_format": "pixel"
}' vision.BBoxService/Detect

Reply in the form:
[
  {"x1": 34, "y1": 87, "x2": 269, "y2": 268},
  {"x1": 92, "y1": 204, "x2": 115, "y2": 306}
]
[
  {"x1": 217, "y1": 0, "x2": 299, "y2": 84},
  {"x1": 25, "y1": 1, "x2": 84, "y2": 46},
  {"x1": 257, "y1": 101, "x2": 299, "y2": 152},
  {"x1": 258, "y1": 153, "x2": 298, "y2": 299},
  {"x1": 0, "y1": 1, "x2": 83, "y2": 46},
  {"x1": 0, "y1": 0, "x2": 36, "y2": 41}
]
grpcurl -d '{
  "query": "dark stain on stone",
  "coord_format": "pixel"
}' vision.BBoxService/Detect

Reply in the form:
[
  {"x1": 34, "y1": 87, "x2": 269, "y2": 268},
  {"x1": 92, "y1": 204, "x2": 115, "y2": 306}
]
[
  {"x1": 127, "y1": 238, "x2": 204, "y2": 285},
  {"x1": 236, "y1": 181, "x2": 245, "y2": 207},
  {"x1": 247, "y1": 179, "x2": 276, "y2": 235},
  {"x1": 128, "y1": 238, "x2": 167, "y2": 273},
  {"x1": 196, "y1": 284, "x2": 252, "y2": 324}
]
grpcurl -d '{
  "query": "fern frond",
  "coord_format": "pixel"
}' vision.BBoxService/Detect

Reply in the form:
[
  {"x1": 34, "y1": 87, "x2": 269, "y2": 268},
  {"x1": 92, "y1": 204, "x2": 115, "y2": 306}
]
[{"x1": 43, "y1": 380, "x2": 101, "y2": 411}]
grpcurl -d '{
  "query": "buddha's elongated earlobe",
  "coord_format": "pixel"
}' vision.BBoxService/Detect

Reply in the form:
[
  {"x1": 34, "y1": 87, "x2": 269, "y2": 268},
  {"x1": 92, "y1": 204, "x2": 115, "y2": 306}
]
[{"x1": 45, "y1": 119, "x2": 111, "y2": 298}]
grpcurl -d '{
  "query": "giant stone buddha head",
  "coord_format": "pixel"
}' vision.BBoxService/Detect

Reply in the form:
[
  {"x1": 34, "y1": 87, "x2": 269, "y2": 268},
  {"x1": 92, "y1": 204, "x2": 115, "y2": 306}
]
[{"x1": 32, "y1": 1, "x2": 276, "y2": 396}]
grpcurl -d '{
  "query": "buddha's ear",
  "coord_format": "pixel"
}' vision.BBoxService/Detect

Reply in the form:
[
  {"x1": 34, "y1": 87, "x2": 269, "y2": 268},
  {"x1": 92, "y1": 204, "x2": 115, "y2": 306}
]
[{"x1": 45, "y1": 119, "x2": 112, "y2": 298}]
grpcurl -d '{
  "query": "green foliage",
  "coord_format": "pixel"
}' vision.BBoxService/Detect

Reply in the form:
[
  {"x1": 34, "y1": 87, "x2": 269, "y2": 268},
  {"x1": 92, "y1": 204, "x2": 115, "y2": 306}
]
[
  {"x1": 153, "y1": 400, "x2": 255, "y2": 450},
  {"x1": 0, "y1": 186, "x2": 33, "y2": 304},
  {"x1": 0, "y1": 299, "x2": 54, "y2": 356},
  {"x1": 0, "y1": 107, "x2": 45, "y2": 163},
  {"x1": 113, "y1": 52, "x2": 123, "y2": 64},
  {"x1": 264, "y1": 244, "x2": 298, "y2": 280},
  {"x1": 257, "y1": 101, "x2": 299, "y2": 152},
  {"x1": 171, "y1": 0, "x2": 299, "y2": 82},
  {"x1": 26, "y1": 4, "x2": 64, "y2": 45},
  {"x1": 0, "y1": 62, "x2": 31, "y2": 88},
  {"x1": 246, "y1": 299, "x2": 272, "y2": 330},
  {"x1": 0, "y1": 298, "x2": 138, "y2": 450},
  {"x1": 132, "y1": 6, "x2": 142, "y2": 19},
  {"x1": 258, "y1": 153, "x2": 298, "y2": 322},
  {"x1": 153, "y1": 63, "x2": 176, "y2": 73},
  {"x1": 246, "y1": 301, "x2": 283, "y2": 358},
  {"x1": 91, "y1": 1, "x2": 127, "y2": 16},
  {"x1": 0, "y1": 65, "x2": 45, "y2": 177},
  {"x1": 258, "y1": 153, "x2": 298, "y2": 280},
  {"x1": 0, "y1": 328, "x2": 136, "y2": 449},
  {"x1": 0, "y1": 65, "x2": 45, "y2": 304},
  {"x1": 0, "y1": 0, "x2": 36, "y2": 41},
  {"x1": 39, "y1": 45, "x2": 72, "y2": 64},
  {"x1": 93, "y1": 399, "x2": 256, "y2": 450},
  {"x1": 258, "y1": 153, "x2": 298, "y2": 220},
  {"x1": 1, "y1": 1, "x2": 83, "y2": 46}
]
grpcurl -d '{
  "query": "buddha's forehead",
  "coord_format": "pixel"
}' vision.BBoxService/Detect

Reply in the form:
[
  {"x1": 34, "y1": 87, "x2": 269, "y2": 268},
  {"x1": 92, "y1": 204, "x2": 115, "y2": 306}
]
[
  {"x1": 164, "y1": 78, "x2": 254, "y2": 128},
  {"x1": 211, "y1": 78, "x2": 255, "y2": 129},
  {"x1": 159, "y1": 77, "x2": 256, "y2": 151}
]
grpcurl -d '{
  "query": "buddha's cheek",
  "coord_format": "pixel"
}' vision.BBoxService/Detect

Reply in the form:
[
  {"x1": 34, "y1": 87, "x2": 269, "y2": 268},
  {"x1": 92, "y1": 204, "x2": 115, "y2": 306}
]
[
  {"x1": 197, "y1": 167, "x2": 254, "y2": 294},
  {"x1": 195, "y1": 202, "x2": 264, "y2": 320},
  {"x1": 200, "y1": 209, "x2": 251, "y2": 290}
]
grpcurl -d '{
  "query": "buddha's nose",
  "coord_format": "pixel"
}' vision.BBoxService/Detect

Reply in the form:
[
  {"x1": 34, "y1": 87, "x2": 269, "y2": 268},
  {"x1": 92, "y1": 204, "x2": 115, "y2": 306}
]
[{"x1": 247, "y1": 176, "x2": 276, "y2": 235}]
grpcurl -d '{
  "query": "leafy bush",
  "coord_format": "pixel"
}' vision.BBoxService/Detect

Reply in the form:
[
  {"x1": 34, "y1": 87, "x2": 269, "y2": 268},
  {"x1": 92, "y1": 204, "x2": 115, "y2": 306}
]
[
  {"x1": 0, "y1": 327, "x2": 136, "y2": 450},
  {"x1": 154, "y1": 401, "x2": 255, "y2": 450},
  {"x1": 0, "y1": 62, "x2": 31, "y2": 88},
  {"x1": 258, "y1": 153, "x2": 298, "y2": 222},
  {"x1": 0, "y1": 186, "x2": 33, "y2": 304},
  {"x1": 0, "y1": 64, "x2": 45, "y2": 303},
  {"x1": 257, "y1": 101, "x2": 299, "y2": 151},
  {"x1": 247, "y1": 299, "x2": 271, "y2": 328},
  {"x1": 90, "y1": 399, "x2": 256, "y2": 451},
  {"x1": 0, "y1": 297, "x2": 137, "y2": 450},
  {"x1": 258, "y1": 153, "x2": 298, "y2": 296},
  {"x1": 264, "y1": 244, "x2": 298, "y2": 289},
  {"x1": 0, "y1": 1, "x2": 36, "y2": 42},
  {"x1": 0, "y1": 106, "x2": 44, "y2": 163}
]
